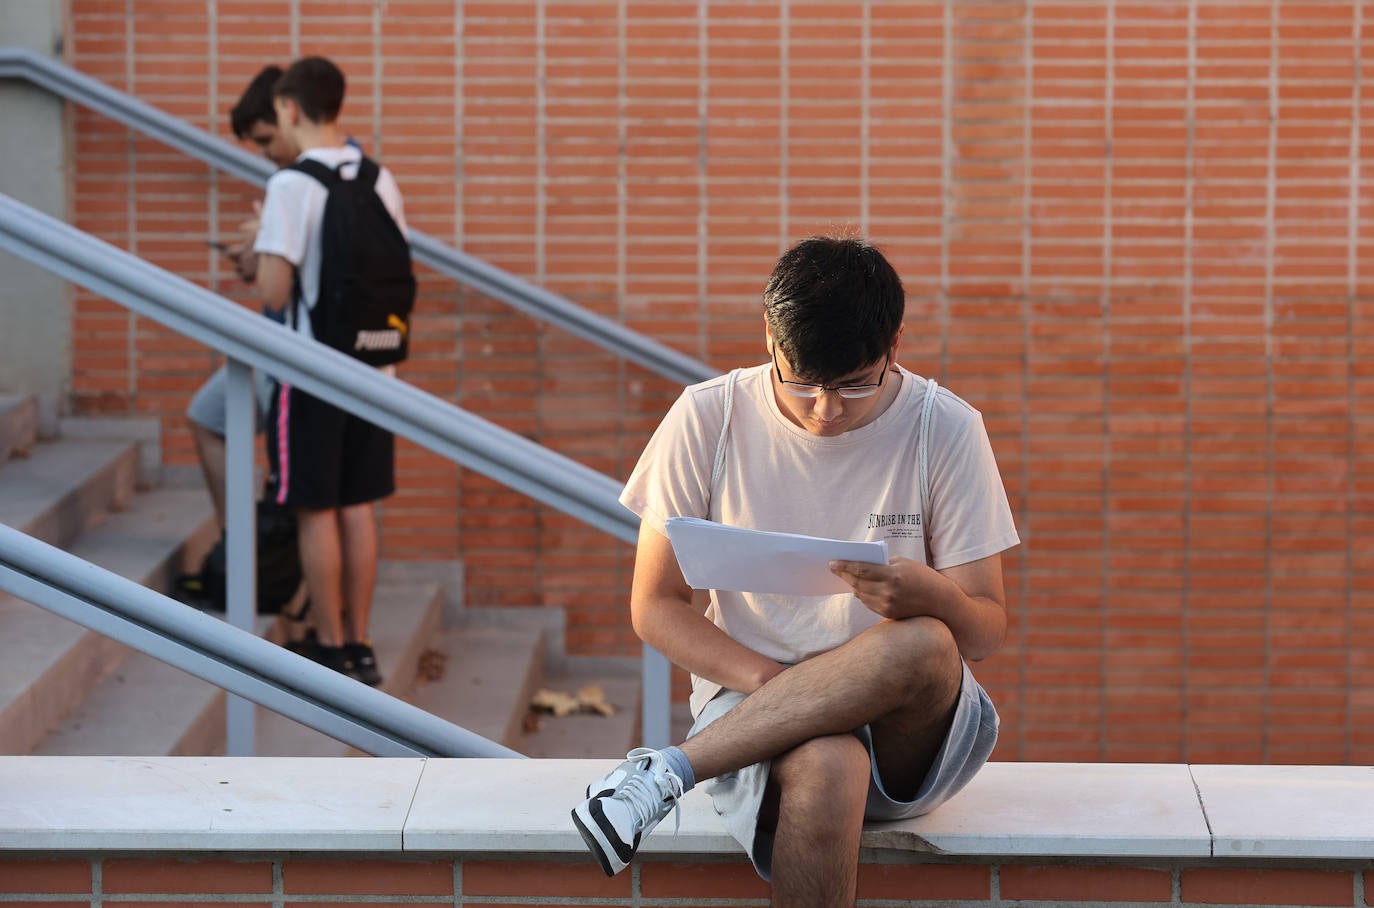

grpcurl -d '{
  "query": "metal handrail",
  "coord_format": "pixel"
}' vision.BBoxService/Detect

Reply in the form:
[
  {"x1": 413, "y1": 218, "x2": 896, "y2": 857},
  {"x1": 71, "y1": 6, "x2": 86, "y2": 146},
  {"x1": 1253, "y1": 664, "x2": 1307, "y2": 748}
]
[
  {"x1": 0, "y1": 44, "x2": 688, "y2": 751},
  {"x1": 0, "y1": 194, "x2": 639, "y2": 546},
  {"x1": 0, "y1": 524, "x2": 520, "y2": 758},
  {"x1": 0, "y1": 46, "x2": 717, "y2": 388},
  {"x1": 0, "y1": 192, "x2": 652, "y2": 757}
]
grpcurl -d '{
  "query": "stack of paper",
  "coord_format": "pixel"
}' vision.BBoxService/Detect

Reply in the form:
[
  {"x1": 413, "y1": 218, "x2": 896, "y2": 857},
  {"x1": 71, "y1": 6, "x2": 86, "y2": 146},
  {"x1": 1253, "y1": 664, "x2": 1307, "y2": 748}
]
[{"x1": 664, "y1": 516, "x2": 889, "y2": 596}]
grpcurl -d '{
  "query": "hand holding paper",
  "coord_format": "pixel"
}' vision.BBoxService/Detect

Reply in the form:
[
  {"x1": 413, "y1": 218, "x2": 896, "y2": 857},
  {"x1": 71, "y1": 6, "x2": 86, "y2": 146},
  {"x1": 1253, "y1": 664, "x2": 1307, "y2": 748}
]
[{"x1": 664, "y1": 516, "x2": 890, "y2": 596}]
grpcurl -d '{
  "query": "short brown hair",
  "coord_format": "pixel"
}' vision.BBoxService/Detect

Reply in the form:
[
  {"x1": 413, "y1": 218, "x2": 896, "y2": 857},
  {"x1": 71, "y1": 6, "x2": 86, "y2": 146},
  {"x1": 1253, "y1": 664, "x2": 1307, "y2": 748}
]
[
  {"x1": 230, "y1": 65, "x2": 284, "y2": 138},
  {"x1": 273, "y1": 56, "x2": 345, "y2": 123}
]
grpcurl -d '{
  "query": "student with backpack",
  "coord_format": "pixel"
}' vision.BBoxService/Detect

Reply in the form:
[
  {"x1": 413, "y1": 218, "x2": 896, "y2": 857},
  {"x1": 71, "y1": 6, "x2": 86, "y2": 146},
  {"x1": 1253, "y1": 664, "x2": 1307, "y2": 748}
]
[{"x1": 252, "y1": 56, "x2": 415, "y2": 686}]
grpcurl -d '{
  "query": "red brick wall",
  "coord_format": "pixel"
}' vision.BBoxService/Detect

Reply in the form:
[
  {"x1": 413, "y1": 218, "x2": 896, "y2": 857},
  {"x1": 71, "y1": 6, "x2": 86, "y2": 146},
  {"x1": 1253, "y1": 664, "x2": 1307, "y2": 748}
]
[
  {"x1": 1, "y1": 855, "x2": 1370, "y2": 907},
  {"x1": 63, "y1": 1, "x2": 1373, "y2": 764}
]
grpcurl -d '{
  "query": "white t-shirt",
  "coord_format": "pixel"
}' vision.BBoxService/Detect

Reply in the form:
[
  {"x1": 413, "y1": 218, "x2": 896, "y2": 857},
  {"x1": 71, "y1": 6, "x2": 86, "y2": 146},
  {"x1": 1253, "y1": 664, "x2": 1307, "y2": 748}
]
[
  {"x1": 253, "y1": 144, "x2": 409, "y2": 343},
  {"x1": 619, "y1": 363, "x2": 1021, "y2": 715}
]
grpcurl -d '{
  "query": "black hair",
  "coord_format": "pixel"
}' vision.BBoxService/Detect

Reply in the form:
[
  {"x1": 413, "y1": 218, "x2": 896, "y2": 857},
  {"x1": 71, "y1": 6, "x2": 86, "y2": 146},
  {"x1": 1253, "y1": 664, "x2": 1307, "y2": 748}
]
[
  {"x1": 273, "y1": 56, "x2": 346, "y2": 123},
  {"x1": 763, "y1": 236, "x2": 905, "y2": 382},
  {"x1": 229, "y1": 65, "x2": 284, "y2": 139}
]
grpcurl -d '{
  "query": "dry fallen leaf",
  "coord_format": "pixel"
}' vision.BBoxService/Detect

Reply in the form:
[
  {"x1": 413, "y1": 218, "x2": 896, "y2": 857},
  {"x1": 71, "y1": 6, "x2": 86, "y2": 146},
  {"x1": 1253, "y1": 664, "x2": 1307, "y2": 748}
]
[
  {"x1": 530, "y1": 685, "x2": 618, "y2": 718},
  {"x1": 531, "y1": 688, "x2": 580, "y2": 717},
  {"x1": 576, "y1": 684, "x2": 616, "y2": 716},
  {"x1": 416, "y1": 648, "x2": 447, "y2": 682}
]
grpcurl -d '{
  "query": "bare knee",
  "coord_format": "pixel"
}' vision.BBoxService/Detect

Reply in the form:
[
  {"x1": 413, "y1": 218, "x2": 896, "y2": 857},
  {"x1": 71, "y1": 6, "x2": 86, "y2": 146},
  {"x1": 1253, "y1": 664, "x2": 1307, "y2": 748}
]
[
  {"x1": 773, "y1": 734, "x2": 870, "y2": 812},
  {"x1": 867, "y1": 616, "x2": 962, "y2": 704}
]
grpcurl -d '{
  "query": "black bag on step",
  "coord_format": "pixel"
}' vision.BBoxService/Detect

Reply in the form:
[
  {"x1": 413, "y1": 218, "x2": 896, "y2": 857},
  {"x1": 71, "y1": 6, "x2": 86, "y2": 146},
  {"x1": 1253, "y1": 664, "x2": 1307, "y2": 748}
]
[{"x1": 181, "y1": 499, "x2": 302, "y2": 614}]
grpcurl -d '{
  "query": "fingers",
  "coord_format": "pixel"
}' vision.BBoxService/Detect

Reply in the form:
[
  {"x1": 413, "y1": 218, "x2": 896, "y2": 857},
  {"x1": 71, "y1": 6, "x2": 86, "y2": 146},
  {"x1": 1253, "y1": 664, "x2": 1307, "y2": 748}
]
[{"x1": 829, "y1": 559, "x2": 885, "y2": 579}]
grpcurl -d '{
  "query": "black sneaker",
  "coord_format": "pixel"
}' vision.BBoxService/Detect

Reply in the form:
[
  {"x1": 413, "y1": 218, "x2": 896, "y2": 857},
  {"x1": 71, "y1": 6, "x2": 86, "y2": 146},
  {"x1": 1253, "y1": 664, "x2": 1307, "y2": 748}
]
[
  {"x1": 346, "y1": 641, "x2": 383, "y2": 686},
  {"x1": 286, "y1": 629, "x2": 321, "y2": 660},
  {"x1": 312, "y1": 644, "x2": 357, "y2": 678}
]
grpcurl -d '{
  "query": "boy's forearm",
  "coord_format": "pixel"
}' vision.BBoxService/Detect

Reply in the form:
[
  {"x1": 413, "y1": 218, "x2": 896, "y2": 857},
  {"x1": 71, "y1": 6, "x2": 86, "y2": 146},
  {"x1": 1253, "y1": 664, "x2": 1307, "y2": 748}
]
[
  {"x1": 633, "y1": 595, "x2": 785, "y2": 694},
  {"x1": 924, "y1": 584, "x2": 1006, "y2": 662},
  {"x1": 255, "y1": 253, "x2": 293, "y2": 311}
]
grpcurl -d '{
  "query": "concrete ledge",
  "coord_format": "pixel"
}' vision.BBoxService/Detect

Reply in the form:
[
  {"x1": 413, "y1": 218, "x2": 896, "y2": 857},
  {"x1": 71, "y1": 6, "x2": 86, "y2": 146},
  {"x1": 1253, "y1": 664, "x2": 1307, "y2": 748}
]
[
  {"x1": 0, "y1": 757, "x2": 424, "y2": 851},
  {"x1": 1191, "y1": 764, "x2": 1374, "y2": 859},
  {"x1": 0, "y1": 757, "x2": 1370, "y2": 862}
]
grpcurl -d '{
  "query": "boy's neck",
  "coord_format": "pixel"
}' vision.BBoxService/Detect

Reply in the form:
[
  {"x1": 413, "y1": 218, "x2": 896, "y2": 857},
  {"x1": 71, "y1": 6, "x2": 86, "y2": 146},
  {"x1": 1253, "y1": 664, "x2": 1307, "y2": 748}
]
[{"x1": 291, "y1": 121, "x2": 345, "y2": 153}]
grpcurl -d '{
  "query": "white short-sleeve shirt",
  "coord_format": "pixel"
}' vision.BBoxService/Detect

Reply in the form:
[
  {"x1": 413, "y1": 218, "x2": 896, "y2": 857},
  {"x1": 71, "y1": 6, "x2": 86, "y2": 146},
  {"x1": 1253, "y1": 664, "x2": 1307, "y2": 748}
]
[{"x1": 619, "y1": 363, "x2": 1020, "y2": 715}]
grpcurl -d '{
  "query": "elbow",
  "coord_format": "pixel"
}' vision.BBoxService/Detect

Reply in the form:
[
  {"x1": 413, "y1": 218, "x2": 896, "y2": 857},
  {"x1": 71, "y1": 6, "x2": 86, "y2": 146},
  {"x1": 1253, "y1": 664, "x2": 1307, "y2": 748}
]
[
  {"x1": 260, "y1": 291, "x2": 289, "y2": 314},
  {"x1": 629, "y1": 602, "x2": 653, "y2": 645},
  {"x1": 630, "y1": 599, "x2": 678, "y2": 652},
  {"x1": 965, "y1": 617, "x2": 1007, "y2": 663}
]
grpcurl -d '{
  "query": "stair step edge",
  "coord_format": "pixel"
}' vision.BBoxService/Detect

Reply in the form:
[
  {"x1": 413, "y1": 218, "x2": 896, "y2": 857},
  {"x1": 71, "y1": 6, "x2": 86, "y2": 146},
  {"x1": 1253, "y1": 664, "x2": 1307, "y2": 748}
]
[
  {"x1": 0, "y1": 487, "x2": 217, "y2": 754},
  {"x1": 410, "y1": 622, "x2": 545, "y2": 753},
  {"x1": 0, "y1": 437, "x2": 142, "y2": 550}
]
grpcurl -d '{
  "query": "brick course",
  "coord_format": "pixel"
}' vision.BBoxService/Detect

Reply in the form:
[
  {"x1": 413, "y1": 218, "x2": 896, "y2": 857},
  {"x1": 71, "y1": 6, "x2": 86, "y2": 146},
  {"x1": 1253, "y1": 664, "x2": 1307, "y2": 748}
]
[{"x1": 0, "y1": 856, "x2": 1369, "y2": 908}]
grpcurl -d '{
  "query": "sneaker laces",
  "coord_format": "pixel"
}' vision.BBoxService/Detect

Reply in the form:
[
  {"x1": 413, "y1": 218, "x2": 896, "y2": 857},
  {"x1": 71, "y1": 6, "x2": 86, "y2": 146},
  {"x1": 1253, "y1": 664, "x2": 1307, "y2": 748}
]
[{"x1": 617, "y1": 749, "x2": 685, "y2": 837}]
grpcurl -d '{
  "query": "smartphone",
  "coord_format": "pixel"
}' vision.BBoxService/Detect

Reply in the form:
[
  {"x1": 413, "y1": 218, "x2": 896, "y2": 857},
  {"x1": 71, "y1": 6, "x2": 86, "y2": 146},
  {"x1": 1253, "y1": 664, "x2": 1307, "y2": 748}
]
[{"x1": 205, "y1": 239, "x2": 230, "y2": 252}]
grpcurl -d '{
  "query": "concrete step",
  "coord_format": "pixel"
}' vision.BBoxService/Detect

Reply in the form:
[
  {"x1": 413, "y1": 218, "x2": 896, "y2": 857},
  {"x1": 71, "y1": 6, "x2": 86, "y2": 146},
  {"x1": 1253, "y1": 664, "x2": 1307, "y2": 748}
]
[
  {"x1": 517, "y1": 658, "x2": 642, "y2": 759},
  {"x1": 58, "y1": 415, "x2": 162, "y2": 488},
  {"x1": 0, "y1": 486, "x2": 217, "y2": 754},
  {"x1": 255, "y1": 578, "x2": 445, "y2": 757},
  {"x1": 29, "y1": 613, "x2": 275, "y2": 757},
  {"x1": 41, "y1": 575, "x2": 445, "y2": 758},
  {"x1": 410, "y1": 613, "x2": 547, "y2": 752},
  {"x1": 0, "y1": 436, "x2": 141, "y2": 551},
  {"x1": 0, "y1": 395, "x2": 37, "y2": 465}
]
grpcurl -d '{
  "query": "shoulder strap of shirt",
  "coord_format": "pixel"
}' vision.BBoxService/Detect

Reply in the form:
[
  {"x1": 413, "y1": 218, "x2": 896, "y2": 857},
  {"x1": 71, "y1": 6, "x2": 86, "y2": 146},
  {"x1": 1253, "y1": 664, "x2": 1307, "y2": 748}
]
[
  {"x1": 709, "y1": 368, "x2": 742, "y2": 507},
  {"x1": 918, "y1": 377, "x2": 939, "y2": 563}
]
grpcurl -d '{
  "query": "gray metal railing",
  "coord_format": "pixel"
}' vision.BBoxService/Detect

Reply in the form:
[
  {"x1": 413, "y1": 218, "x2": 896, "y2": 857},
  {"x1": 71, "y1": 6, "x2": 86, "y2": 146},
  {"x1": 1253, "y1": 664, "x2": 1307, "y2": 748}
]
[
  {"x1": 0, "y1": 523, "x2": 520, "y2": 758},
  {"x1": 0, "y1": 46, "x2": 709, "y2": 752},
  {"x1": 0, "y1": 191, "x2": 677, "y2": 752},
  {"x1": 0, "y1": 197, "x2": 641, "y2": 543},
  {"x1": 0, "y1": 46, "x2": 716, "y2": 389}
]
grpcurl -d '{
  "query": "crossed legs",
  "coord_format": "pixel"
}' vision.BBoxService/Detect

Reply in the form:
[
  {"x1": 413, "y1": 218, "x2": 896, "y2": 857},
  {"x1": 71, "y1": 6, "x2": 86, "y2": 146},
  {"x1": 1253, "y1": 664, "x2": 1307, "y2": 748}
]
[{"x1": 680, "y1": 616, "x2": 964, "y2": 908}]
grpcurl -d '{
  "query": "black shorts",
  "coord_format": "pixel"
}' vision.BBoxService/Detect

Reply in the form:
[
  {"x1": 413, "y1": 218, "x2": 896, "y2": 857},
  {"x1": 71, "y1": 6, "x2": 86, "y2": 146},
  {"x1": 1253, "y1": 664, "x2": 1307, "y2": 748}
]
[{"x1": 266, "y1": 382, "x2": 394, "y2": 509}]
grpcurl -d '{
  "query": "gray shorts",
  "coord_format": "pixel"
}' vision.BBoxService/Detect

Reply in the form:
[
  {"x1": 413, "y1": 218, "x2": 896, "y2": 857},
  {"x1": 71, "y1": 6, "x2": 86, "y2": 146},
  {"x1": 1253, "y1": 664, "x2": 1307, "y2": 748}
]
[
  {"x1": 687, "y1": 659, "x2": 998, "y2": 880},
  {"x1": 186, "y1": 364, "x2": 276, "y2": 435}
]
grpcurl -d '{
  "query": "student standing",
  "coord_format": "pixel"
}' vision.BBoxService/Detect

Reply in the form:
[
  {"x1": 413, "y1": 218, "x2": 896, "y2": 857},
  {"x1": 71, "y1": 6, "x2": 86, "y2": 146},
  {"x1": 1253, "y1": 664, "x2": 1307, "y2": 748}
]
[{"x1": 253, "y1": 56, "x2": 412, "y2": 686}]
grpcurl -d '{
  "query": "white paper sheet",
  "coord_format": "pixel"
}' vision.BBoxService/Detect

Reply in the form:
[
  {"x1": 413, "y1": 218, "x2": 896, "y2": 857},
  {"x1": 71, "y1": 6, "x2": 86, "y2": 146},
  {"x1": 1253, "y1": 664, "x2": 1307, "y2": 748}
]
[{"x1": 664, "y1": 516, "x2": 890, "y2": 596}]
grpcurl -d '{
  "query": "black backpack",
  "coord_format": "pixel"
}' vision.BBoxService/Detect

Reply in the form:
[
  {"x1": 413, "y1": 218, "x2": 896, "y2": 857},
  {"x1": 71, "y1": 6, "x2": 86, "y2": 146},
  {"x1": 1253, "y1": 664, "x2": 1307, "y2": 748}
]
[
  {"x1": 179, "y1": 499, "x2": 303, "y2": 615},
  {"x1": 290, "y1": 155, "x2": 416, "y2": 366}
]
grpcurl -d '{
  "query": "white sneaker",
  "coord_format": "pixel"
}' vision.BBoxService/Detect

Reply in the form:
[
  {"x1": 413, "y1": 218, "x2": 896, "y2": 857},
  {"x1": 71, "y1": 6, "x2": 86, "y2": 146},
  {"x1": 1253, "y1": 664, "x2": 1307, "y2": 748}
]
[{"x1": 571, "y1": 747, "x2": 685, "y2": 876}]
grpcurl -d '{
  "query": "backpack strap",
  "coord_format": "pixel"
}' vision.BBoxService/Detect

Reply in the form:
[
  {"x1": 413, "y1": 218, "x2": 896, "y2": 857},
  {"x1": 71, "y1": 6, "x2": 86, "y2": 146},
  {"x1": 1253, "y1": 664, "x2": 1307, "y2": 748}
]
[
  {"x1": 282, "y1": 159, "x2": 339, "y2": 333},
  {"x1": 288, "y1": 157, "x2": 341, "y2": 187},
  {"x1": 708, "y1": 368, "x2": 742, "y2": 508},
  {"x1": 354, "y1": 155, "x2": 381, "y2": 189},
  {"x1": 292, "y1": 155, "x2": 382, "y2": 188}
]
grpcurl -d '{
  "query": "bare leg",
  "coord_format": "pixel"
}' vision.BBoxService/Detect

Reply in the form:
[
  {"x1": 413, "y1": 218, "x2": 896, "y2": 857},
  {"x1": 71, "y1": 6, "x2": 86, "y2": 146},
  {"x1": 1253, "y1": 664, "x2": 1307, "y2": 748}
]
[
  {"x1": 280, "y1": 579, "x2": 313, "y2": 645},
  {"x1": 679, "y1": 616, "x2": 963, "y2": 787},
  {"x1": 191, "y1": 423, "x2": 228, "y2": 529},
  {"x1": 767, "y1": 734, "x2": 869, "y2": 908},
  {"x1": 338, "y1": 502, "x2": 378, "y2": 643},
  {"x1": 295, "y1": 507, "x2": 345, "y2": 647},
  {"x1": 678, "y1": 618, "x2": 962, "y2": 903}
]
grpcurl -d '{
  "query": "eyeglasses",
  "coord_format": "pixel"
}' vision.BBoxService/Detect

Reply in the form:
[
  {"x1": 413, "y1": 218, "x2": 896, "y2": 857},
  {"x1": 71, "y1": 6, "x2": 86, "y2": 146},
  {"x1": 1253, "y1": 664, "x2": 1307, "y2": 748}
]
[{"x1": 772, "y1": 348, "x2": 890, "y2": 399}]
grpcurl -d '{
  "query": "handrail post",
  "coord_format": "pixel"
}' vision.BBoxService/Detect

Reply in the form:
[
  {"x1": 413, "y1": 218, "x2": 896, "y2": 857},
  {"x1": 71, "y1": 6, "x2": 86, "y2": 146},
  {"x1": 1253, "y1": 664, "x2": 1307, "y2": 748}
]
[
  {"x1": 641, "y1": 646, "x2": 671, "y2": 749},
  {"x1": 224, "y1": 357, "x2": 258, "y2": 755}
]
